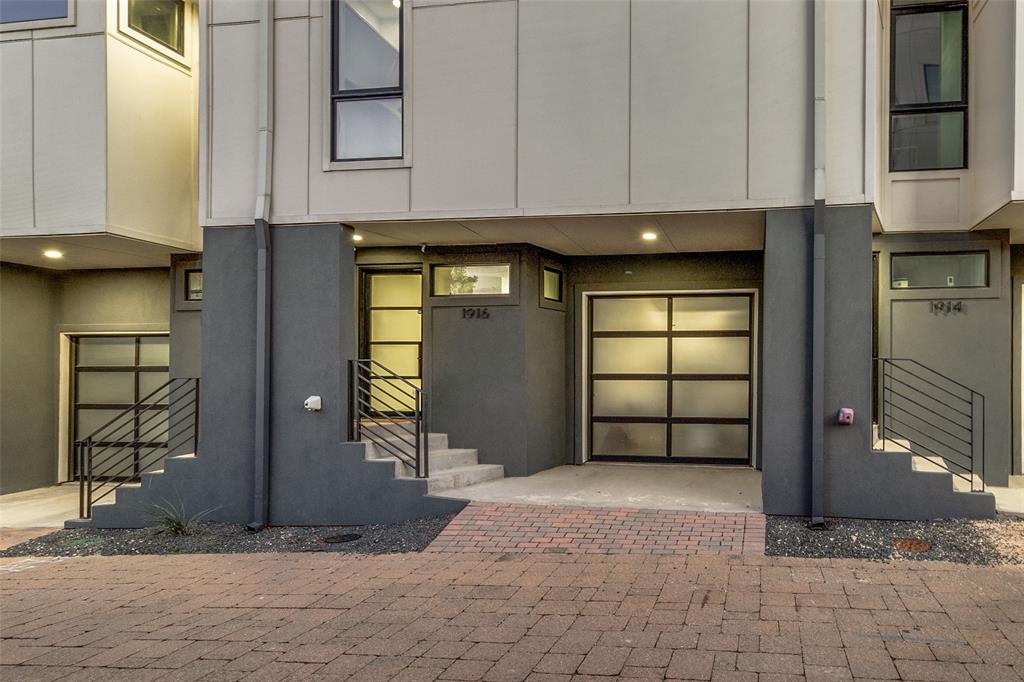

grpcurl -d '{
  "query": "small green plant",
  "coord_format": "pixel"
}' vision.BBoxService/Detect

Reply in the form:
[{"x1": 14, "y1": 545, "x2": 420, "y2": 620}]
[{"x1": 148, "y1": 496, "x2": 217, "y2": 536}]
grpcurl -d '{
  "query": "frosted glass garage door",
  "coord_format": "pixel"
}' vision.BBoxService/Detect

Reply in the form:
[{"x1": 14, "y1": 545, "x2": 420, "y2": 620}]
[{"x1": 588, "y1": 294, "x2": 753, "y2": 463}]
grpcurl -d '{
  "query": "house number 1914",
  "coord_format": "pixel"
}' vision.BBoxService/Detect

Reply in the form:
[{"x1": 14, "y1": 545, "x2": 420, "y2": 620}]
[{"x1": 462, "y1": 307, "x2": 490, "y2": 319}]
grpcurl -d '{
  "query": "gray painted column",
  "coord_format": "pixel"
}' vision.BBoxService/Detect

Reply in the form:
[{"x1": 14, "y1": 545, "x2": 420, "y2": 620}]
[{"x1": 761, "y1": 209, "x2": 813, "y2": 515}]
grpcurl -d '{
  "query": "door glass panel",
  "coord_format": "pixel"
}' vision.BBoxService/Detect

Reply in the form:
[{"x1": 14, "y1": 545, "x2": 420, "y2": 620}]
[
  {"x1": 370, "y1": 273, "x2": 421, "y2": 307},
  {"x1": 139, "y1": 372, "x2": 170, "y2": 403},
  {"x1": 76, "y1": 337, "x2": 135, "y2": 366},
  {"x1": 77, "y1": 409, "x2": 124, "y2": 440},
  {"x1": 370, "y1": 344, "x2": 419, "y2": 377},
  {"x1": 593, "y1": 380, "x2": 666, "y2": 418},
  {"x1": 592, "y1": 297, "x2": 667, "y2": 332},
  {"x1": 672, "y1": 296, "x2": 750, "y2": 331},
  {"x1": 138, "y1": 337, "x2": 170, "y2": 366},
  {"x1": 673, "y1": 337, "x2": 749, "y2": 374},
  {"x1": 78, "y1": 372, "x2": 135, "y2": 404},
  {"x1": 370, "y1": 309, "x2": 421, "y2": 342},
  {"x1": 672, "y1": 381, "x2": 749, "y2": 418},
  {"x1": 369, "y1": 378, "x2": 420, "y2": 413},
  {"x1": 592, "y1": 338, "x2": 667, "y2": 374},
  {"x1": 592, "y1": 423, "x2": 666, "y2": 457},
  {"x1": 671, "y1": 424, "x2": 748, "y2": 459}
]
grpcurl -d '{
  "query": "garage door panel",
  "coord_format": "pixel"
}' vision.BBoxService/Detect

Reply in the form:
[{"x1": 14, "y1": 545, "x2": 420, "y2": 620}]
[{"x1": 587, "y1": 293, "x2": 753, "y2": 463}]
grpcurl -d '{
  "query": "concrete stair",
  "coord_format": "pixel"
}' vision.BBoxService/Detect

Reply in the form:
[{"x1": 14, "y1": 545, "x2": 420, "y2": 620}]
[{"x1": 361, "y1": 429, "x2": 504, "y2": 494}]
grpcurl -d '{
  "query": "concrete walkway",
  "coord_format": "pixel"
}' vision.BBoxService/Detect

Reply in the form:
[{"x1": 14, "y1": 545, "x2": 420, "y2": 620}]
[
  {"x1": 2, "y1": 552, "x2": 1022, "y2": 680},
  {"x1": 441, "y1": 463, "x2": 763, "y2": 514},
  {"x1": 0, "y1": 485, "x2": 81, "y2": 549}
]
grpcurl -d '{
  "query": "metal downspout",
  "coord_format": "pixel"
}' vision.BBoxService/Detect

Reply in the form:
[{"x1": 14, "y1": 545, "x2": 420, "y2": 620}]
[
  {"x1": 249, "y1": 0, "x2": 275, "y2": 532},
  {"x1": 810, "y1": 0, "x2": 827, "y2": 527}
]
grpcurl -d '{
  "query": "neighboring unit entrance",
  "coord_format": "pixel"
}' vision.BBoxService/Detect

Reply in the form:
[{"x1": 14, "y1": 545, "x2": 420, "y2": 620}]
[
  {"x1": 361, "y1": 270, "x2": 423, "y2": 413},
  {"x1": 587, "y1": 293, "x2": 753, "y2": 464}
]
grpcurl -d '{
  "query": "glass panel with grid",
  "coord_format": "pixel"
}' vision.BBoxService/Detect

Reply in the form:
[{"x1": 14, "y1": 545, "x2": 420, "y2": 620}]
[{"x1": 588, "y1": 294, "x2": 753, "y2": 464}]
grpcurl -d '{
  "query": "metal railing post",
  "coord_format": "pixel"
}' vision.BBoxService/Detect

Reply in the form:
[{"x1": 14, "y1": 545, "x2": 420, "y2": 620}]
[
  {"x1": 77, "y1": 442, "x2": 85, "y2": 518},
  {"x1": 422, "y1": 391, "x2": 429, "y2": 479},
  {"x1": 192, "y1": 378, "x2": 201, "y2": 452},
  {"x1": 85, "y1": 438, "x2": 94, "y2": 519},
  {"x1": 972, "y1": 392, "x2": 984, "y2": 492},
  {"x1": 414, "y1": 389, "x2": 422, "y2": 478}
]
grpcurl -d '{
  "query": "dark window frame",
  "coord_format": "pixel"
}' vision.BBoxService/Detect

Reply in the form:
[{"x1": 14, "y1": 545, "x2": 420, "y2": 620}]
[
  {"x1": 431, "y1": 263, "x2": 513, "y2": 298},
  {"x1": 889, "y1": 250, "x2": 989, "y2": 289},
  {"x1": 889, "y1": 0, "x2": 968, "y2": 172},
  {"x1": 184, "y1": 269, "x2": 203, "y2": 301},
  {"x1": 586, "y1": 293, "x2": 755, "y2": 466},
  {"x1": 542, "y1": 267, "x2": 563, "y2": 303},
  {"x1": 330, "y1": 0, "x2": 404, "y2": 162}
]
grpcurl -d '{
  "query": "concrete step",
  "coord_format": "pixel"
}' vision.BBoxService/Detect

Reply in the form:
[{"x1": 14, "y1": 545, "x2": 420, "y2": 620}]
[
  {"x1": 412, "y1": 464, "x2": 505, "y2": 494},
  {"x1": 363, "y1": 431, "x2": 448, "y2": 455},
  {"x1": 370, "y1": 448, "x2": 481, "y2": 478}
]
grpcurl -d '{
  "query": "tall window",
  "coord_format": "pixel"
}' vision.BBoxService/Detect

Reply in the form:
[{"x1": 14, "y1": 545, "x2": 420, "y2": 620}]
[
  {"x1": 890, "y1": 0, "x2": 967, "y2": 172},
  {"x1": 331, "y1": 0, "x2": 403, "y2": 161}
]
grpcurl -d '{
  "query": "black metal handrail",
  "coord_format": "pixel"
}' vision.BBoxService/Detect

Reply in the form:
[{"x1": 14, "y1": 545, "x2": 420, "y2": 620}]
[
  {"x1": 77, "y1": 378, "x2": 200, "y2": 518},
  {"x1": 347, "y1": 359, "x2": 428, "y2": 478},
  {"x1": 874, "y1": 358, "x2": 984, "y2": 492}
]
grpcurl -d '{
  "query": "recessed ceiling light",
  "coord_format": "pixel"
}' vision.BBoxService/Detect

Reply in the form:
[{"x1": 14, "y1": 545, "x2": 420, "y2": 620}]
[
  {"x1": 43, "y1": 249, "x2": 64, "y2": 259},
  {"x1": 352, "y1": 234, "x2": 364, "y2": 242},
  {"x1": 641, "y1": 232, "x2": 657, "y2": 241},
  {"x1": 392, "y1": 0, "x2": 401, "y2": 7}
]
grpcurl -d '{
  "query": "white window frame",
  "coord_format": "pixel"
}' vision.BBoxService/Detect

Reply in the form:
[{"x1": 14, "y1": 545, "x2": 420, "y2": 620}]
[
  {"x1": 0, "y1": 0, "x2": 75, "y2": 32},
  {"x1": 117, "y1": 0, "x2": 191, "y2": 68}
]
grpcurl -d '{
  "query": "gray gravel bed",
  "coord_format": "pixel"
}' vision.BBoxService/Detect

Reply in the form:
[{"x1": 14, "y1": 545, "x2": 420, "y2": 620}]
[
  {"x1": 767, "y1": 514, "x2": 1024, "y2": 566},
  {"x1": 0, "y1": 515, "x2": 456, "y2": 558}
]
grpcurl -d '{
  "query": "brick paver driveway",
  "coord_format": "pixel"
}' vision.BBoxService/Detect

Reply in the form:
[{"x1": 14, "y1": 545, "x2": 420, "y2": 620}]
[
  {"x1": 426, "y1": 504, "x2": 766, "y2": 556},
  {"x1": 2, "y1": 552, "x2": 1023, "y2": 681}
]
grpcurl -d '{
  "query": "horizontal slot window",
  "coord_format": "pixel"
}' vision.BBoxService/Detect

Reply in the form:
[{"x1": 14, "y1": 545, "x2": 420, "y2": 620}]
[
  {"x1": 891, "y1": 252, "x2": 988, "y2": 289},
  {"x1": 433, "y1": 264, "x2": 510, "y2": 297}
]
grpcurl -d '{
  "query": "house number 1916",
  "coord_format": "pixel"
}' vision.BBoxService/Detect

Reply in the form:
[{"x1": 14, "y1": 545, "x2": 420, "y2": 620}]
[{"x1": 462, "y1": 307, "x2": 490, "y2": 319}]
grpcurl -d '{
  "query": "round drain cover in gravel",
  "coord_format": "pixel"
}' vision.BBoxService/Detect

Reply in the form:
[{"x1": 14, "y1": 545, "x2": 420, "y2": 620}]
[
  {"x1": 323, "y1": 533, "x2": 362, "y2": 544},
  {"x1": 893, "y1": 537, "x2": 931, "y2": 553}
]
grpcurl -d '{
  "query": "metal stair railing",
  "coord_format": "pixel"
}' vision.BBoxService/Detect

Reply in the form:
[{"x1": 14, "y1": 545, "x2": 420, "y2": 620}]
[
  {"x1": 77, "y1": 378, "x2": 200, "y2": 518},
  {"x1": 347, "y1": 359, "x2": 428, "y2": 479},
  {"x1": 874, "y1": 358, "x2": 984, "y2": 492}
]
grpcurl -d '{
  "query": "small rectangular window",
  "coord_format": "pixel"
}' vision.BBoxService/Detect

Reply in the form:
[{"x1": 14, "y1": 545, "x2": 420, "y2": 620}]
[
  {"x1": 433, "y1": 265, "x2": 511, "y2": 297},
  {"x1": 889, "y1": 1, "x2": 967, "y2": 172},
  {"x1": 890, "y1": 252, "x2": 987, "y2": 289},
  {"x1": 332, "y1": 0, "x2": 403, "y2": 161},
  {"x1": 542, "y1": 268, "x2": 563, "y2": 302},
  {"x1": 0, "y1": 0, "x2": 67, "y2": 24},
  {"x1": 128, "y1": 0, "x2": 185, "y2": 54},
  {"x1": 185, "y1": 270, "x2": 203, "y2": 301}
]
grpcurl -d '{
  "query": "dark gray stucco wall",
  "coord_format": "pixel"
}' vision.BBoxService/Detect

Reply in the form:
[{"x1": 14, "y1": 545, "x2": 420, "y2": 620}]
[
  {"x1": 1013, "y1": 246, "x2": 1024, "y2": 477},
  {"x1": 0, "y1": 264, "x2": 171, "y2": 494},
  {"x1": 0, "y1": 264, "x2": 57, "y2": 493},
  {"x1": 170, "y1": 254, "x2": 202, "y2": 380},
  {"x1": 759, "y1": 206, "x2": 993, "y2": 519},
  {"x1": 84, "y1": 225, "x2": 464, "y2": 528},
  {"x1": 761, "y1": 210, "x2": 812, "y2": 515}
]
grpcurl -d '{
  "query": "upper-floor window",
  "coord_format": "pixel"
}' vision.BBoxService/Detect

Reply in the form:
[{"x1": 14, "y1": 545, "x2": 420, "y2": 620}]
[
  {"x1": 128, "y1": 0, "x2": 185, "y2": 55},
  {"x1": 889, "y1": 0, "x2": 967, "y2": 172},
  {"x1": 0, "y1": 0, "x2": 72, "y2": 30},
  {"x1": 331, "y1": 0, "x2": 403, "y2": 161}
]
